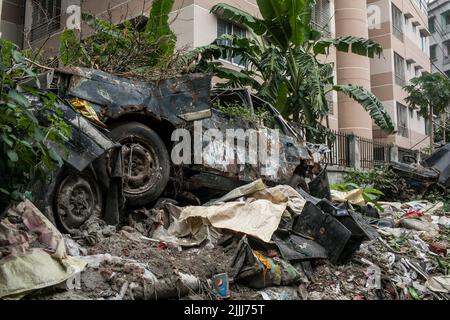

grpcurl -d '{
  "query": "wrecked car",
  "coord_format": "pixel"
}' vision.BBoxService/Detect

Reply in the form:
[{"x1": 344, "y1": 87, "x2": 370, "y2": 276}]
[
  {"x1": 389, "y1": 144, "x2": 450, "y2": 199},
  {"x1": 37, "y1": 67, "x2": 329, "y2": 231},
  {"x1": 17, "y1": 73, "x2": 123, "y2": 234}
]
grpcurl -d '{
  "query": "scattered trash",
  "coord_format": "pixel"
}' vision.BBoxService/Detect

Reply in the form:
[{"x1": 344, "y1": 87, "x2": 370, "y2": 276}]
[
  {"x1": 428, "y1": 242, "x2": 447, "y2": 256},
  {"x1": 210, "y1": 273, "x2": 230, "y2": 299},
  {"x1": 259, "y1": 287, "x2": 300, "y2": 300},
  {"x1": 425, "y1": 276, "x2": 450, "y2": 294},
  {"x1": 400, "y1": 219, "x2": 440, "y2": 238},
  {"x1": 403, "y1": 210, "x2": 424, "y2": 219},
  {"x1": 0, "y1": 201, "x2": 86, "y2": 299},
  {"x1": 331, "y1": 189, "x2": 365, "y2": 206},
  {"x1": 1, "y1": 179, "x2": 448, "y2": 301}
]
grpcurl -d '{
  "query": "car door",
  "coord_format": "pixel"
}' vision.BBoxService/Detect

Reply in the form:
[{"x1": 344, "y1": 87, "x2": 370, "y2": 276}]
[
  {"x1": 199, "y1": 89, "x2": 260, "y2": 182},
  {"x1": 250, "y1": 95, "x2": 310, "y2": 184}
]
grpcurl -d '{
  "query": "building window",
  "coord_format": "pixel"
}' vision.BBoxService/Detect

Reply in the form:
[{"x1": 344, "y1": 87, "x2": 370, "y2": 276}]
[
  {"x1": 409, "y1": 108, "x2": 414, "y2": 118},
  {"x1": 445, "y1": 70, "x2": 450, "y2": 78},
  {"x1": 429, "y1": 17, "x2": 436, "y2": 33},
  {"x1": 311, "y1": 0, "x2": 331, "y2": 36},
  {"x1": 392, "y1": 4, "x2": 404, "y2": 41},
  {"x1": 31, "y1": 0, "x2": 61, "y2": 42},
  {"x1": 444, "y1": 42, "x2": 450, "y2": 65},
  {"x1": 414, "y1": 0, "x2": 428, "y2": 15},
  {"x1": 414, "y1": 66, "x2": 421, "y2": 76},
  {"x1": 397, "y1": 103, "x2": 409, "y2": 137},
  {"x1": 430, "y1": 45, "x2": 437, "y2": 61},
  {"x1": 394, "y1": 52, "x2": 405, "y2": 86},
  {"x1": 217, "y1": 18, "x2": 247, "y2": 67},
  {"x1": 420, "y1": 32, "x2": 427, "y2": 52},
  {"x1": 445, "y1": 12, "x2": 450, "y2": 26}
]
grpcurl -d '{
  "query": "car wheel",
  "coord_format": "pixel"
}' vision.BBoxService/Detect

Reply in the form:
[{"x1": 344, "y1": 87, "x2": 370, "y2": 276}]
[
  {"x1": 53, "y1": 166, "x2": 103, "y2": 234},
  {"x1": 109, "y1": 121, "x2": 170, "y2": 206}
]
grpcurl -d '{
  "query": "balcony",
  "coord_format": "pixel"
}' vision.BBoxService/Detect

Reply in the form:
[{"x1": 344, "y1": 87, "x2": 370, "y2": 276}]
[
  {"x1": 404, "y1": 12, "x2": 414, "y2": 19},
  {"x1": 420, "y1": 28, "x2": 431, "y2": 37}
]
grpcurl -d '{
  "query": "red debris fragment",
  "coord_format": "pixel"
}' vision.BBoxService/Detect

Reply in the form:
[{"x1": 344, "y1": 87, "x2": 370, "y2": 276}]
[
  {"x1": 157, "y1": 242, "x2": 168, "y2": 250},
  {"x1": 429, "y1": 242, "x2": 447, "y2": 256},
  {"x1": 403, "y1": 210, "x2": 423, "y2": 219}
]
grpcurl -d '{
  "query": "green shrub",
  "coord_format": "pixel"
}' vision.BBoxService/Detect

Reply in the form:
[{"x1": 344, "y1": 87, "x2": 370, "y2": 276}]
[
  {"x1": 341, "y1": 166, "x2": 398, "y2": 196},
  {"x1": 0, "y1": 40, "x2": 71, "y2": 213},
  {"x1": 59, "y1": 0, "x2": 178, "y2": 80}
]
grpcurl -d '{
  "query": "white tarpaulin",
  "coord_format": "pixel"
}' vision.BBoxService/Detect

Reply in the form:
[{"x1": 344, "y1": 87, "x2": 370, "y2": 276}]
[{"x1": 166, "y1": 180, "x2": 306, "y2": 243}]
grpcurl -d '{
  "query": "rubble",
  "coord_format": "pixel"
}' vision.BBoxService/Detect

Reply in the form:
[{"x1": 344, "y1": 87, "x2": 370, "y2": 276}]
[{"x1": 0, "y1": 178, "x2": 449, "y2": 301}]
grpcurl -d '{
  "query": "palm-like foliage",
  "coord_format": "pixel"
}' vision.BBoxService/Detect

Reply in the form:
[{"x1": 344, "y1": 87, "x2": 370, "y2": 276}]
[{"x1": 186, "y1": 0, "x2": 395, "y2": 142}]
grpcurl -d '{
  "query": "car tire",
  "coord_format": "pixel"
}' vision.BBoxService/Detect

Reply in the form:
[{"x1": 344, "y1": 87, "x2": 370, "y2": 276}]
[
  {"x1": 109, "y1": 121, "x2": 170, "y2": 206},
  {"x1": 53, "y1": 165, "x2": 103, "y2": 234}
]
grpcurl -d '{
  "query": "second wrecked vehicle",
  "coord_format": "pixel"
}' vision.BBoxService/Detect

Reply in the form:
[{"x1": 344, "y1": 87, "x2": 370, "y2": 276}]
[
  {"x1": 389, "y1": 144, "x2": 450, "y2": 199},
  {"x1": 41, "y1": 67, "x2": 329, "y2": 230}
]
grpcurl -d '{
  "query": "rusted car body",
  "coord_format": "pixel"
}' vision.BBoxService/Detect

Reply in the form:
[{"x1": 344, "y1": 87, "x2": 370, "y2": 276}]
[
  {"x1": 43, "y1": 67, "x2": 328, "y2": 229},
  {"x1": 389, "y1": 144, "x2": 450, "y2": 198},
  {"x1": 18, "y1": 79, "x2": 123, "y2": 233}
]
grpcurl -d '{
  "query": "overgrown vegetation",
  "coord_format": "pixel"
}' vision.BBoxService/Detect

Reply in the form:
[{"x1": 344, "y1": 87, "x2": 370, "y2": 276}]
[
  {"x1": 404, "y1": 73, "x2": 450, "y2": 149},
  {"x1": 336, "y1": 166, "x2": 450, "y2": 209},
  {"x1": 0, "y1": 40, "x2": 71, "y2": 213},
  {"x1": 213, "y1": 100, "x2": 275, "y2": 128},
  {"x1": 331, "y1": 181, "x2": 385, "y2": 211},
  {"x1": 185, "y1": 0, "x2": 395, "y2": 142},
  {"x1": 331, "y1": 166, "x2": 400, "y2": 208},
  {"x1": 59, "y1": 0, "x2": 182, "y2": 79},
  {"x1": 340, "y1": 166, "x2": 398, "y2": 195}
]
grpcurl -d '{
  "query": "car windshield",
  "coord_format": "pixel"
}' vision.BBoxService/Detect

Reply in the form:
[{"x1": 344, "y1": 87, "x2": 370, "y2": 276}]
[{"x1": 250, "y1": 94, "x2": 305, "y2": 141}]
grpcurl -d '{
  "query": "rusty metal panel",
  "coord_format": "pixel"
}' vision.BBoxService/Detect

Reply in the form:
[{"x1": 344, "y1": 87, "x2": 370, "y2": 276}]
[
  {"x1": 60, "y1": 68, "x2": 212, "y2": 125},
  {"x1": 50, "y1": 101, "x2": 116, "y2": 172}
]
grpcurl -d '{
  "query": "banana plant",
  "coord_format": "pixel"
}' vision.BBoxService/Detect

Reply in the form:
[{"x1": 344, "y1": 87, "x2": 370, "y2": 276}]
[{"x1": 186, "y1": 0, "x2": 395, "y2": 142}]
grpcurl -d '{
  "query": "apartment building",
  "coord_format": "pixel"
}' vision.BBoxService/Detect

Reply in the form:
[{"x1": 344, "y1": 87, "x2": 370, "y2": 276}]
[
  {"x1": 368, "y1": 0, "x2": 431, "y2": 150},
  {"x1": 0, "y1": 0, "x2": 25, "y2": 46},
  {"x1": 0, "y1": 0, "x2": 431, "y2": 151},
  {"x1": 429, "y1": 0, "x2": 450, "y2": 77}
]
